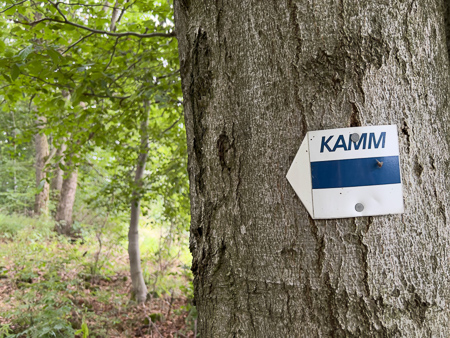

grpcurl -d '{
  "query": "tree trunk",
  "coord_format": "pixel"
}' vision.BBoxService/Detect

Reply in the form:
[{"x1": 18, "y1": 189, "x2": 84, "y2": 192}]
[
  {"x1": 51, "y1": 143, "x2": 67, "y2": 194},
  {"x1": 174, "y1": 0, "x2": 450, "y2": 336},
  {"x1": 55, "y1": 164, "x2": 78, "y2": 235},
  {"x1": 34, "y1": 117, "x2": 50, "y2": 216},
  {"x1": 11, "y1": 112, "x2": 17, "y2": 192},
  {"x1": 128, "y1": 109, "x2": 149, "y2": 303}
]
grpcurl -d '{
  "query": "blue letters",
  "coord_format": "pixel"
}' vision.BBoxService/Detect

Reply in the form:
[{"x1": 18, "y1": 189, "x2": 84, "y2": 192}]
[
  {"x1": 320, "y1": 132, "x2": 386, "y2": 152},
  {"x1": 333, "y1": 135, "x2": 348, "y2": 151},
  {"x1": 320, "y1": 136, "x2": 333, "y2": 153},
  {"x1": 348, "y1": 133, "x2": 367, "y2": 150},
  {"x1": 369, "y1": 132, "x2": 386, "y2": 149}
]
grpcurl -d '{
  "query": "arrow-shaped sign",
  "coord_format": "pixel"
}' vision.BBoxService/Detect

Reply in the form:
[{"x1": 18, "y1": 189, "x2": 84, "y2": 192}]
[{"x1": 287, "y1": 125, "x2": 404, "y2": 219}]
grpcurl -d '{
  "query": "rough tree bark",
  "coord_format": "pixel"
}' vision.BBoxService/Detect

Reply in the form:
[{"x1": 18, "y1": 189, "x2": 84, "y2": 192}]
[
  {"x1": 175, "y1": 0, "x2": 450, "y2": 336},
  {"x1": 34, "y1": 116, "x2": 50, "y2": 216},
  {"x1": 128, "y1": 109, "x2": 150, "y2": 303},
  {"x1": 55, "y1": 162, "x2": 78, "y2": 235}
]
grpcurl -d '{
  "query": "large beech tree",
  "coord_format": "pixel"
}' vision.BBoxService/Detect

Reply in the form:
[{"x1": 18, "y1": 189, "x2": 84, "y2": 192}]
[{"x1": 175, "y1": 0, "x2": 450, "y2": 336}]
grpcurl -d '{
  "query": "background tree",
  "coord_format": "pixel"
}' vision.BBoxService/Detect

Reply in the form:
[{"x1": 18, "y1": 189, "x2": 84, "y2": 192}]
[
  {"x1": 175, "y1": 0, "x2": 450, "y2": 336},
  {"x1": 33, "y1": 115, "x2": 50, "y2": 215},
  {"x1": 0, "y1": 102, "x2": 36, "y2": 213},
  {"x1": 1, "y1": 0, "x2": 188, "y2": 302}
]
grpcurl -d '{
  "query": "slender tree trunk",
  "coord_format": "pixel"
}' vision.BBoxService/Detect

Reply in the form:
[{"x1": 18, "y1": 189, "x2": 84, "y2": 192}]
[
  {"x1": 175, "y1": 0, "x2": 450, "y2": 336},
  {"x1": 55, "y1": 164, "x2": 78, "y2": 235},
  {"x1": 128, "y1": 108, "x2": 150, "y2": 303},
  {"x1": 11, "y1": 112, "x2": 17, "y2": 192},
  {"x1": 34, "y1": 116, "x2": 50, "y2": 216},
  {"x1": 50, "y1": 142, "x2": 67, "y2": 194},
  {"x1": 110, "y1": 0, "x2": 120, "y2": 31}
]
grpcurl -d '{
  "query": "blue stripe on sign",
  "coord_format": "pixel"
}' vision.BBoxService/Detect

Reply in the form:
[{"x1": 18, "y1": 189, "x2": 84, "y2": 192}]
[{"x1": 310, "y1": 156, "x2": 401, "y2": 189}]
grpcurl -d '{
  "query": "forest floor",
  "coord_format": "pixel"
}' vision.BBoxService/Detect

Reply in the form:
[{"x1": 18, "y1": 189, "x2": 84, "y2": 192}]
[{"x1": 0, "y1": 214, "x2": 196, "y2": 337}]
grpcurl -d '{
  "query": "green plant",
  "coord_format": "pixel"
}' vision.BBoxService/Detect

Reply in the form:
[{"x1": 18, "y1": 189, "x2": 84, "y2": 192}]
[
  {"x1": 0, "y1": 323, "x2": 11, "y2": 338},
  {"x1": 75, "y1": 317, "x2": 89, "y2": 338}
]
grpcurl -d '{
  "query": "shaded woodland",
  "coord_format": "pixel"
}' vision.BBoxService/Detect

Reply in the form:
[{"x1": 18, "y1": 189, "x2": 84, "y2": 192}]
[{"x1": 0, "y1": 1, "x2": 194, "y2": 337}]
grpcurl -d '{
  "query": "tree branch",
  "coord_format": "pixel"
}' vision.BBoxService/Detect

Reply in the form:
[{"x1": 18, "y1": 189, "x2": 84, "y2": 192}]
[
  {"x1": 48, "y1": 0, "x2": 68, "y2": 21},
  {"x1": 160, "y1": 117, "x2": 182, "y2": 136},
  {"x1": 83, "y1": 92, "x2": 130, "y2": 100},
  {"x1": 110, "y1": 56, "x2": 142, "y2": 84},
  {"x1": 63, "y1": 32, "x2": 95, "y2": 54},
  {"x1": 24, "y1": 74, "x2": 73, "y2": 89},
  {"x1": 104, "y1": 36, "x2": 121, "y2": 71},
  {"x1": 1, "y1": 0, "x2": 28, "y2": 14},
  {"x1": 116, "y1": 0, "x2": 135, "y2": 27},
  {"x1": 155, "y1": 69, "x2": 180, "y2": 82},
  {"x1": 43, "y1": 147, "x2": 58, "y2": 167},
  {"x1": 16, "y1": 14, "x2": 175, "y2": 39},
  {"x1": 55, "y1": 2, "x2": 118, "y2": 9}
]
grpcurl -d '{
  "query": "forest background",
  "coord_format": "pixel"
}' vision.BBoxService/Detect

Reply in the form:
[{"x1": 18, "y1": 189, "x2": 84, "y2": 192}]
[{"x1": 0, "y1": 0, "x2": 195, "y2": 337}]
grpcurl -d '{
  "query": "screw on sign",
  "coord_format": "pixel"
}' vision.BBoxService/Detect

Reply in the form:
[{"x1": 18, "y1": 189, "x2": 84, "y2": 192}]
[{"x1": 286, "y1": 125, "x2": 404, "y2": 219}]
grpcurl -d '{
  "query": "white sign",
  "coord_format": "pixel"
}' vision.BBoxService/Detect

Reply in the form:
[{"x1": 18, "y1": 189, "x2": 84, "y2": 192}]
[{"x1": 286, "y1": 125, "x2": 404, "y2": 219}]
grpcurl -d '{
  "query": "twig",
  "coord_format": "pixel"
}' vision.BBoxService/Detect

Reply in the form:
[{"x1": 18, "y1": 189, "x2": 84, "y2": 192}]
[
  {"x1": 110, "y1": 56, "x2": 143, "y2": 84},
  {"x1": 84, "y1": 92, "x2": 130, "y2": 100},
  {"x1": 92, "y1": 207, "x2": 109, "y2": 282},
  {"x1": 86, "y1": 161, "x2": 105, "y2": 178},
  {"x1": 43, "y1": 147, "x2": 57, "y2": 167},
  {"x1": 24, "y1": 74, "x2": 73, "y2": 89},
  {"x1": 160, "y1": 117, "x2": 181, "y2": 136},
  {"x1": 1, "y1": 0, "x2": 28, "y2": 14},
  {"x1": 166, "y1": 289, "x2": 174, "y2": 317},
  {"x1": 49, "y1": 0, "x2": 68, "y2": 21},
  {"x1": 155, "y1": 69, "x2": 180, "y2": 81},
  {"x1": 63, "y1": 32, "x2": 95, "y2": 54},
  {"x1": 143, "y1": 306, "x2": 163, "y2": 338},
  {"x1": 16, "y1": 14, "x2": 176, "y2": 39},
  {"x1": 28, "y1": 93, "x2": 36, "y2": 113},
  {"x1": 55, "y1": 2, "x2": 120, "y2": 9},
  {"x1": 104, "y1": 36, "x2": 121, "y2": 71},
  {"x1": 116, "y1": 0, "x2": 134, "y2": 27}
]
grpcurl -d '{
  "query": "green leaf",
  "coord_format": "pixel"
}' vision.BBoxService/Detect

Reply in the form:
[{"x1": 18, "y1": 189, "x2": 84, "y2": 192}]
[
  {"x1": 36, "y1": 179, "x2": 46, "y2": 193},
  {"x1": 47, "y1": 49, "x2": 60, "y2": 65},
  {"x1": 71, "y1": 82, "x2": 87, "y2": 105},
  {"x1": 3, "y1": 7, "x2": 16, "y2": 15},
  {"x1": 0, "y1": 40, "x2": 5, "y2": 52},
  {"x1": 18, "y1": 45, "x2": 33, "y2": 61},
  {"x1": 10, "y1": 64, "x2": 20, "y2": 81},
  {"x1": 2, "y1": 73, "x2": 12, "y2": 83}
]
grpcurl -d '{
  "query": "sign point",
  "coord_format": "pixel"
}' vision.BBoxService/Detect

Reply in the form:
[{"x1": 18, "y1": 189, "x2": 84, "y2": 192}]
[
  {"x1": 286, "y1": 125, "x2": 404, "y2": 219},
  {"x1": 351, "y1": 133, "x2": 360, "y2": 142},
  {"x1": 355, "y1": 203, "x2": 364, "y2": 212}
]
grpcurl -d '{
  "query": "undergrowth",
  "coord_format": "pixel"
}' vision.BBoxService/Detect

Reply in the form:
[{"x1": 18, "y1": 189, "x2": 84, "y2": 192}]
[{"x1": 0, "y1": 213, "x2": 196, "y2": 337}]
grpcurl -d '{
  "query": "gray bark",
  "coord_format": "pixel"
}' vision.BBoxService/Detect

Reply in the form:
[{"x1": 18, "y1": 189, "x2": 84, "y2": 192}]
[
  {"x1": 175, "y1": 0, "x2": 450, "y2": 336},
  {"x1": 128, "y1": 110, "x2": 149, "y2": 304},
  {"x1": 34, "y1": 117, "x2": 50, "y2": 216},
  {"x1": 11, "y1": 112, "x2": 17, "y2": 192},
  {"x1": 110, "y1": 0, "x2": 120, "y2": 31},
  {"x1": 55, "y1": 164, "x2": 78, "y2": 235},
  {"x1": 50, "y1": 143, "x2": 67, "y2": 194}
]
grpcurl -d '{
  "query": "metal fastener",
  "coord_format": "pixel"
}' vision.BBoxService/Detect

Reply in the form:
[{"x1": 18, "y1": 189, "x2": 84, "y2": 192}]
[
  {"x1": 351, "y1": 133, "x2": 360, "y2": 143},
  {"x1": 355, "y1": 203, "x2": 364, "y2": 212}
]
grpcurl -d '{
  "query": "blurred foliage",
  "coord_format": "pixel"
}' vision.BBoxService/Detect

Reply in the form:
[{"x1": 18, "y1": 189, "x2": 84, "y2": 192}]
[
  {"x1": 0, "y1": 0, "x2": 195, "y2": 336},
  {"x1": 0, "y1": 0, "x2": 189, "y2": 229},
  {"x1": 0, "y1": 214, "x2": 195, "y2": 337}
]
